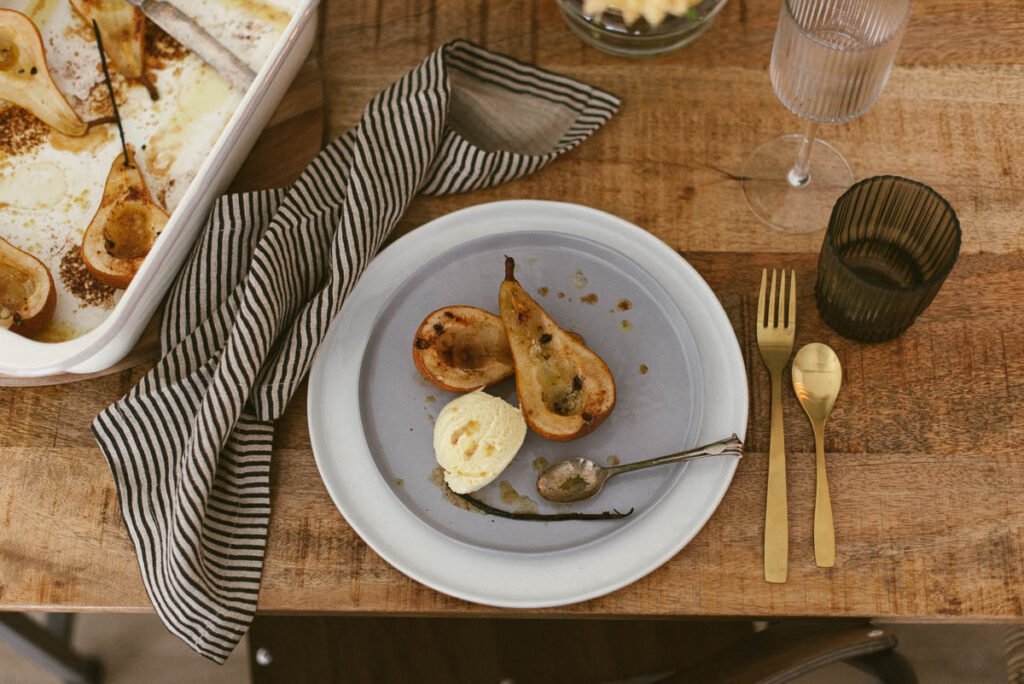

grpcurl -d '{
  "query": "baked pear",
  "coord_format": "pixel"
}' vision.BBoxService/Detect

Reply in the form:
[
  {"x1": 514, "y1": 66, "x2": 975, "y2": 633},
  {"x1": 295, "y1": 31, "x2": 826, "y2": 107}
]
[
  {"x1": 413, "y1": 306, "x2": 514, "y2": 392},
  {"x1": 81, "y1": 146, "x2": 169, "y2": 289},
  {"x1": 0, "y1": 235, "x2": 56, "y2": 337},
  {"x1": 412, "y1": 306, "x2": 587, "y2": 392},
  {"x1": 499, "y1": 257, "x2": 616, "y2": 441},
  {"x1": 0, "y1": 9, "x2": 87, "y2": 136},
  {"x1": 70, "y1": 0, "x2": 154, "y2": 98}
]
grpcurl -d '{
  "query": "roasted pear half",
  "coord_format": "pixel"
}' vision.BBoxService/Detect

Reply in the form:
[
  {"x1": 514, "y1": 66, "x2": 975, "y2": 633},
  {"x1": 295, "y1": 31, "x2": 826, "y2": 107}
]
[
  {"x1": 413, "y1": 306, "x2": 514, "y2": 392},
  {"x1": 499, "y1": 257, "x2": 616, "y2": 441},
  {"x1": 0, "y1": 235, "x2": 56, "y2": 337},
  {"x1": 82, "y1": 146, "x2": 169, "y2": 289},
  {"x1": 0, "y1": 9, "x2": 87, "y2": 136},
  {"x1": 70, "y1": 0, "x2": 152, "y2": 96}
]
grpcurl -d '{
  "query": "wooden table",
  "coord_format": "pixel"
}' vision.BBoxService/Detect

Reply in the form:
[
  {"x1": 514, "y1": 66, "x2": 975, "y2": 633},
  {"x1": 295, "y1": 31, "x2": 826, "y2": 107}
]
[{"x1": 2, "y1": 0, "x2": 1023, "y2": 622}]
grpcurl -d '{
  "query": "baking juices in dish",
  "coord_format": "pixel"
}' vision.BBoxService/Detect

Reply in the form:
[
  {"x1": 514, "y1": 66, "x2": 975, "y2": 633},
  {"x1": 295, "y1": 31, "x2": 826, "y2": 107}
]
[{"x1": 0, "y1": 0, "x2": 297, "y2": 341}]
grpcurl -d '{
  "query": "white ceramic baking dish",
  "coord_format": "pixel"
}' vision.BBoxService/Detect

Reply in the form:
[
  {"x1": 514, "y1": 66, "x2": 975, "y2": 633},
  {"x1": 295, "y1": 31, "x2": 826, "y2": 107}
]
[{"x1": 0, "y1": 0, "x2": 319, "y2": 377}]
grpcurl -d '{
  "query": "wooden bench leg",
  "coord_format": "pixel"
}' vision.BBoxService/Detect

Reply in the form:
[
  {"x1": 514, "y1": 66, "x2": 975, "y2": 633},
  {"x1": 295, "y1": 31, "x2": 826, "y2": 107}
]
[{"x1": 0, "y1": 612, "x2": 103, "y2": 684}]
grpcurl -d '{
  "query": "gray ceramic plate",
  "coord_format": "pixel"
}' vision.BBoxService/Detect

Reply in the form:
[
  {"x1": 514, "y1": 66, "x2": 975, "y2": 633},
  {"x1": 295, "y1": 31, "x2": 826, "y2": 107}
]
[{"x1": 309, "y1": 201, "x2": 747, "y2": 607}]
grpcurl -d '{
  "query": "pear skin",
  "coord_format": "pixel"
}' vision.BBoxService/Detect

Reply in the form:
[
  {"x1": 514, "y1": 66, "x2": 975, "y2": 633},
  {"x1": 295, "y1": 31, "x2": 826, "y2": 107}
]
[
  {"x1": 0, "y1": 9, "x2": 87, "y2": 136},
  {"x1": 81, "y1": 146, "x2": 169, "y2": 289},
  {"x1": 0, "y1": 235, "x2": 56, "y2": 337},
  {"x1": 499, "y1": 257, "x2": 616, "y2": 441}
]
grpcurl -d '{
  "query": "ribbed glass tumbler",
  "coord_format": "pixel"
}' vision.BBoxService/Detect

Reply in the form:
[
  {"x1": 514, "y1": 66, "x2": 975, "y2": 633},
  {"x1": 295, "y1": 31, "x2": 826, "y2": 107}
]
[{"x1": 815, "y1": 176, "x2": 961, "y2": 343}]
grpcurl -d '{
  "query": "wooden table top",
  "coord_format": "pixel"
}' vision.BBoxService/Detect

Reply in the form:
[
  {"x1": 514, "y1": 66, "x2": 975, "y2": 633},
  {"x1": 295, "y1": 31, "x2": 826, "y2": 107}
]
[{"x1": 2, "y1": 0, "x2": 1023, "y2": 620}]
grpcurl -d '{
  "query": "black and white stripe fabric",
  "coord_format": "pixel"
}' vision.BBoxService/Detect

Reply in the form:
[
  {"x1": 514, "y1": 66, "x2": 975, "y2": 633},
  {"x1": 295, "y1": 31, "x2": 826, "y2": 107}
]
[{"x1": 93, "y1": 40, "x2": 618, "y2": 662}]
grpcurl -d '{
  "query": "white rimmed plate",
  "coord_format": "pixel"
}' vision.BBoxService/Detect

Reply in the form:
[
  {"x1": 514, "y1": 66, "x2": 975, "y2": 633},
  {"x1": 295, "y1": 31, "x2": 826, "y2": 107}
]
[{"x1": 307, "y1": 200, "x2": 747, "y2": 607}]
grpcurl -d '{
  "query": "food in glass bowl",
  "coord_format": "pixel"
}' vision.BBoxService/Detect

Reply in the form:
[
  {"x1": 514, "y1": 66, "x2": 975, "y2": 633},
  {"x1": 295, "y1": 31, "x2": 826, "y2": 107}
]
[{"x1": 556, "y1": 0, "x2": 729, "y2": 56}]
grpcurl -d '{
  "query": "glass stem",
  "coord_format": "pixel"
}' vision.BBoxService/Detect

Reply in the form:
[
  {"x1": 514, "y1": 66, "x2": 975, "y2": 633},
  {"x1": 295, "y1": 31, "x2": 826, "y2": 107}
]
[{"x1": 788, "y1": 121, "x2": 818, "y2": 187}]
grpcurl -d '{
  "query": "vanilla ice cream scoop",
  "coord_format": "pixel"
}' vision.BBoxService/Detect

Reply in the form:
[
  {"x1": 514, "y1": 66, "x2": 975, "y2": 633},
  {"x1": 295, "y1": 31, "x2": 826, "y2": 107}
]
[{"x1": 433, "y1": 390, "x2": 527, "y2": 494}]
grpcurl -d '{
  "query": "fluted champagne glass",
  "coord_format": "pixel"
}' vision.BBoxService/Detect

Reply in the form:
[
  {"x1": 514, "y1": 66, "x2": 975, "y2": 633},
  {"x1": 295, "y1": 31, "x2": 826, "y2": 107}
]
[{"x1": 743, "y1": 0, "x2": 911, "y2": 233}]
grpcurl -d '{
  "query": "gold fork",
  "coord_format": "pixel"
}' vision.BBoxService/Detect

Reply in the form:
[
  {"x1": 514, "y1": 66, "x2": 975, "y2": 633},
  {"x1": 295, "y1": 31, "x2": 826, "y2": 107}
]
[{"x1": 757, "y1": 269, "x2": 796, "y2": 584}]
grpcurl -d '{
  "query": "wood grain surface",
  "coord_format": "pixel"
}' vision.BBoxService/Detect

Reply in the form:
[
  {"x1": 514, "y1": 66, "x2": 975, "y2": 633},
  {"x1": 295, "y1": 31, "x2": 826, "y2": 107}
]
[{"x1": 1, "y1": 0, "x2": 1023, "y2": 619}]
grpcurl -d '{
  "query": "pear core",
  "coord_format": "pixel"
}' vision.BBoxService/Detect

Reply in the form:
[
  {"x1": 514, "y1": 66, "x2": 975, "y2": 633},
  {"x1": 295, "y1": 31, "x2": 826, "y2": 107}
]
[
  {"x1": 0, "y1": 34, "x2": 17, "y2": 70},
  {"x1": 104, "y1": 203, "x2": 155, "y2": 259},
  {"x1": 0, "y1": 263, "x2": 35, "y2": 310}
]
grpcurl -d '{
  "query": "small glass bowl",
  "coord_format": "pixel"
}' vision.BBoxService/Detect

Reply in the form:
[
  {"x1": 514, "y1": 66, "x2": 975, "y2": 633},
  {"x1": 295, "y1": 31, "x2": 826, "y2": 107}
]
[{"x1": 555, "y1": 0, "x2": 730, "y2": 57}]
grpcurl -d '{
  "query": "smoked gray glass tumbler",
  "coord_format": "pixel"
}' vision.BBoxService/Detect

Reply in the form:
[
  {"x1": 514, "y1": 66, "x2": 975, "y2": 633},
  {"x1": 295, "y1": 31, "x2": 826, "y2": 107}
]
[{"x1": 815, "y1": 176, "x2": 960, "y2": 342}]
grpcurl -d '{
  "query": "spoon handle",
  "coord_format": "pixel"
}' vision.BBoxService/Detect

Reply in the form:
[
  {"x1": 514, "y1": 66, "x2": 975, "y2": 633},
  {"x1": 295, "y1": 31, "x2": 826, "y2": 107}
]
[
  {"x1": 813, "y1": 425, "x2": 836, "y2": 567},
  {"x1": 605, "y1": 435, "x2": 743, "y2": 477}
]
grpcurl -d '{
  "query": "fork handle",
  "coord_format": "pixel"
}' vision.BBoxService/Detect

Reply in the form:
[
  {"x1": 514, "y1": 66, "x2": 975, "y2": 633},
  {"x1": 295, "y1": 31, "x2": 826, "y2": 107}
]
[{"x1": 765, "y1": 369, "x2": 788, "y2": 583}]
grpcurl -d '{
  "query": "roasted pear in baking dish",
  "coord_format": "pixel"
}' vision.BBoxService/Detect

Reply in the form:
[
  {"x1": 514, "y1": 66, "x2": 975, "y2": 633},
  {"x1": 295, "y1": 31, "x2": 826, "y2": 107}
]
[
  {"x1": 0, "y1": 235, "x2": 56, "y2": 337},
  {"x1": 82, "y1": 146, "x2": 169, "y2": 289},
  {"x1": 70, "y1": 0, "x2": 154, "y2": 98},
  {"x1": 499, "y1": 257, "x2": 615, "y2": 441},
  {"x1": 0, "y1": 9, "x2": 87, "y2": 136}
]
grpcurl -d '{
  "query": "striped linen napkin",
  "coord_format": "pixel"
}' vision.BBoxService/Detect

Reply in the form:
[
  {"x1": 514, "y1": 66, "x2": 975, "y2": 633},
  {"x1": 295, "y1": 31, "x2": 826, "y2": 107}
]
[{"x1": 92, "y1": 39, "x2": 619, "y2": 662}]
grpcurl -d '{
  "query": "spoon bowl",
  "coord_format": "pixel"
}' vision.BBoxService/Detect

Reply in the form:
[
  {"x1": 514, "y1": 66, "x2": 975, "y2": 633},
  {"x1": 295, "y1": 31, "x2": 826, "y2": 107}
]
[
  {"x1": 536, "y1": 435, "x2": 743, "y2": 504},
  {"x1": 792, "y1": 343, "x2": 842, "y2": 419},
  {"x1": 536, "y1": 457, "x2": 611, "y2": 503}
]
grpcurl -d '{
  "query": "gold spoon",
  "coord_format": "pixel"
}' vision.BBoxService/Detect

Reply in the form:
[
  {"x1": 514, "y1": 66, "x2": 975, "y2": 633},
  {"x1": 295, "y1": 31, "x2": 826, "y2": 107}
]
[
  {"x1": 792, "y1": 343, "x2": 843, "y2": 568},
  {"x1": 535, "y1": 435, "x2": 743, "y2": 504}
]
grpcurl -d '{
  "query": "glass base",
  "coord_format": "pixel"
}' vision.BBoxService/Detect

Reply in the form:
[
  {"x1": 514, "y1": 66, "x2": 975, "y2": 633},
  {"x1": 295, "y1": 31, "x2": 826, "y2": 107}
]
[
  {"x1": 815, "y1": 281, "x2": 911, "y2": 343},
  {"x1": 742, "y1": 134, "x2": 854, "y2": 234}
]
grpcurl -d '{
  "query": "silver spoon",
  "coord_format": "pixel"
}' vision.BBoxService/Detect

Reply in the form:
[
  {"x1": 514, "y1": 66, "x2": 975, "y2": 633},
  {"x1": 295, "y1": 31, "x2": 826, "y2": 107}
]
[{"x1": 536, "y1": 435, "x2": 744, "y2": 504}]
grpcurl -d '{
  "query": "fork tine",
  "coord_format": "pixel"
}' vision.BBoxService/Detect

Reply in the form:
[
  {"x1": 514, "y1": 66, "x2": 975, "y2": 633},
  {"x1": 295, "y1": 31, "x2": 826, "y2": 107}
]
[
  {"x1": 757, "y1": 269, "x2": 767, "y2": 328},
  {"x1": 768, "y1": 269, "x2": 778, "y2": 328},
  {"x1": 779, "y1": 269, "x2": 787, "y2": 328},
  {"x1": 788, "y1": 269, "x2": 796, "y2": 330}
]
